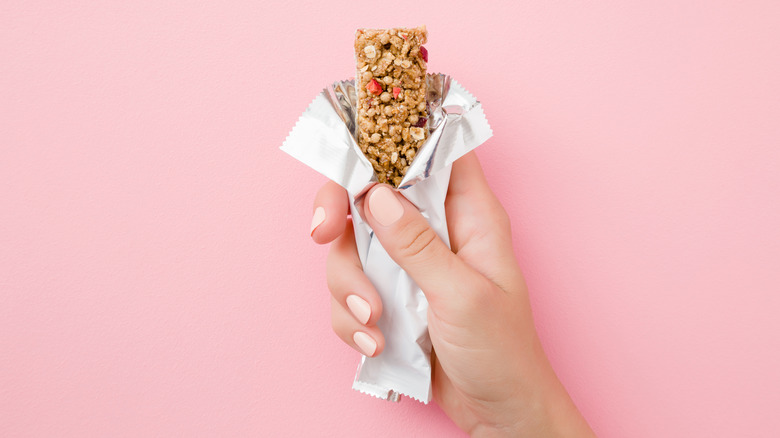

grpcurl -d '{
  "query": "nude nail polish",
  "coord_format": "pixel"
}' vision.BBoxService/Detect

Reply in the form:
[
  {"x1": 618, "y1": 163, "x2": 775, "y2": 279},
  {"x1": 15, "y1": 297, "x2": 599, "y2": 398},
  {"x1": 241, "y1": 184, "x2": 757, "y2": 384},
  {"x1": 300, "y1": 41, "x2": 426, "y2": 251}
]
[
  {"x1": 346, "y1": 295, "x2": 371, "y2": 325},
  {"x1": 310, "y1": 207, "x2": 326, "y2": 235},
  {"x1": 368, "y1": 186, "x2": 403, "y2": 226},
  {"x1": 353, "y1": 332, "x2": 377, "y2": 357}
]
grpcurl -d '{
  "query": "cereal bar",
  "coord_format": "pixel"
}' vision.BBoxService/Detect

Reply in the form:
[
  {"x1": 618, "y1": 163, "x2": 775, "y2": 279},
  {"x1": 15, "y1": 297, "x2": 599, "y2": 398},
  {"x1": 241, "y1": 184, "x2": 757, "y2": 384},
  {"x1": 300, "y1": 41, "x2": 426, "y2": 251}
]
[{"x1": 355, "y1": 26, "x2": 428, "y2": 187}]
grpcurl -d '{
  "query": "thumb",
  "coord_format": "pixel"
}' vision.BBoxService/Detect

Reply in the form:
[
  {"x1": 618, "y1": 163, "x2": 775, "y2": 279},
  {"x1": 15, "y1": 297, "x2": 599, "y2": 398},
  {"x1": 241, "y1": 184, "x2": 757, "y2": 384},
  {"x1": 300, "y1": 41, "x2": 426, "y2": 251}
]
[{"x1": 361, "y1": 184, "x2": 490, "y2": 315}]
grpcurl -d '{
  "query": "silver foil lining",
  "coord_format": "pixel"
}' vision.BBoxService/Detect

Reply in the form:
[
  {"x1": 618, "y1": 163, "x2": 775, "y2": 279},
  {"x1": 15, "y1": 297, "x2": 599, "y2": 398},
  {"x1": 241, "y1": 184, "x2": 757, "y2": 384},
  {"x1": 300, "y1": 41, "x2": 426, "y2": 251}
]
[{"x1": 281, "y1": 74, "x2": 492, "y2": 403}]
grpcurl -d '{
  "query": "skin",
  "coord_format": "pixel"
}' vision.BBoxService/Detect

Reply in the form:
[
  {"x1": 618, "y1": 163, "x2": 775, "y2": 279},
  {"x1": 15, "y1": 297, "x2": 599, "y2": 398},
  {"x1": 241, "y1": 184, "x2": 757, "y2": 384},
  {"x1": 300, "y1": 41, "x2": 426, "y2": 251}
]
[{"x1": 311, "y1": 152, "x2": 596, "y2": 437}]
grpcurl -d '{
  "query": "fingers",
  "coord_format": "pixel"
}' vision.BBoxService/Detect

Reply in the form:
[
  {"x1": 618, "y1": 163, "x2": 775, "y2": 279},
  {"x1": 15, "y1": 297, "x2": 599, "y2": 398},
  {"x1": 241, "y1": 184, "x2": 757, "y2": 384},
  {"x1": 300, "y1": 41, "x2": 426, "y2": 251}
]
[
  {"x1": 327, "y1": 221, "x2": 384, "y2": 357},
  {"x1": 311, "y1": 181, "x2": 349, "y2": 244},
  {"x1": 318, "y1": 185, "x2": 385, "y2": 357},
  {"x1": 331, "y1": 297, "x2": 385, "y2": 357},
  {"x1": 326, "y1": 221, "x2": 383, "y2": 326},
  {"x1": 447, "y1": 151, "x2": 492, "y2": 199},
  {"x1": 360, "y1": 184, "x2": 496, "y2": 316},
  {"x1": 447, "y1": 152, "x2": 512, "y2": 246},
  {"x1": 444, "y1": 153, "x2": 520, "y2": 292}
]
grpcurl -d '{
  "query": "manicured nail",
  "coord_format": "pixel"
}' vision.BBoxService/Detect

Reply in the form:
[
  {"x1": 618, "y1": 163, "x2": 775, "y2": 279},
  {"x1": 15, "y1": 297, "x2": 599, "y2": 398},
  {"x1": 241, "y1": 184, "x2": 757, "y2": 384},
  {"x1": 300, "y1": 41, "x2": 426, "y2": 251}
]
[
  {"x1": 368, "y1": 186, "x2": 403, "y2": 226},
  {"x1": 353, "y1": 332, "x2": 377, "y2": 357},
  {"x1": 346, "y1": 295, "x2": 371, "y2": 325},
  {"x1": 310, "y1": 207, "x2": 326, "y2": 235}
]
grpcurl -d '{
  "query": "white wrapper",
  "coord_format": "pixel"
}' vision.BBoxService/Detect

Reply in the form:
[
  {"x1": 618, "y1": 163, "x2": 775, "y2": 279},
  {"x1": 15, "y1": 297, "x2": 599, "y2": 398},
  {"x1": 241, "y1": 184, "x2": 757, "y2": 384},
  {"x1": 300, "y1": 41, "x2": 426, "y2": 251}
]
[{"x1": 281, "y1": 74, "x2": 492, "y2": 403}]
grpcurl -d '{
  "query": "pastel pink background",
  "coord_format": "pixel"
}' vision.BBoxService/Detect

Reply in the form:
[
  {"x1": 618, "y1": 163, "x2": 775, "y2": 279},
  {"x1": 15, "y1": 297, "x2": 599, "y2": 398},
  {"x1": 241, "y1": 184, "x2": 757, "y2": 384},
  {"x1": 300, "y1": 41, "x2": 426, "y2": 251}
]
[{"x1": 2, "y1": 1, "x2": 779, "y2": 436}]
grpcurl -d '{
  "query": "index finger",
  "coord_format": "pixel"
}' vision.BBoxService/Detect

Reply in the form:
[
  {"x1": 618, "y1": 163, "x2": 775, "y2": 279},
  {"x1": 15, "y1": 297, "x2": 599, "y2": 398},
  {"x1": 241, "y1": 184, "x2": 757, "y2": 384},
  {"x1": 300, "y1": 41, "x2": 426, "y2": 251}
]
[{"x1": 311, "y1": 181, "x2": 350, "y2": 244}]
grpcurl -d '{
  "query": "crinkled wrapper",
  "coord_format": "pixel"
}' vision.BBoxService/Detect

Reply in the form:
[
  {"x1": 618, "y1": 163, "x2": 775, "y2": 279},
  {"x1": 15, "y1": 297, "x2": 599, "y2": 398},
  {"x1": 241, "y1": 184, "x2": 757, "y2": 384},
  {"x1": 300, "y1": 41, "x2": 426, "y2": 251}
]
[{"x1": 281, "y1": 74, "x2": 492, "y2": 403}]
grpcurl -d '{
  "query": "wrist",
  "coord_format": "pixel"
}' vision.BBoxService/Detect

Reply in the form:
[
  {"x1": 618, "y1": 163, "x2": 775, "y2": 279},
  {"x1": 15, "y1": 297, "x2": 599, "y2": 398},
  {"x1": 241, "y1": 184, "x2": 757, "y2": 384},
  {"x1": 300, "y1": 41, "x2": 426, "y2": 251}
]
[
  {"x1": 471, "y1": 389, "x2": 594, "y2": 438},
  {"x1": 472, "y1": 344, "x2": 595, "y2": 437}
]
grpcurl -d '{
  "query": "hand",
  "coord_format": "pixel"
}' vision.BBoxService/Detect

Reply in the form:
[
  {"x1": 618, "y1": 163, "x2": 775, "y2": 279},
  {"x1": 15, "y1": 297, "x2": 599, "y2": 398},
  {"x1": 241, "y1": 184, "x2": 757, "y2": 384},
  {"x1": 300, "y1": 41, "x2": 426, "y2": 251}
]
[{"x1": 310, "y1": 152, "x2": 595, "y2": 437}]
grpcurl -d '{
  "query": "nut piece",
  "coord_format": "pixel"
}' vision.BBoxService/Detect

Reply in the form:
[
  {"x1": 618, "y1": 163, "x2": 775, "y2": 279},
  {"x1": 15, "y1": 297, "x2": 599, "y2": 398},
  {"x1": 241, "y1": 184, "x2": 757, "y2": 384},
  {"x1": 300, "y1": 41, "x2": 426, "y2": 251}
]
[
  {"x1": 410, "y1": 127, "x2": 425, "y2": 141},
  {"x1": 363, "y1": 45, "x2": 377, "y2": 58}
]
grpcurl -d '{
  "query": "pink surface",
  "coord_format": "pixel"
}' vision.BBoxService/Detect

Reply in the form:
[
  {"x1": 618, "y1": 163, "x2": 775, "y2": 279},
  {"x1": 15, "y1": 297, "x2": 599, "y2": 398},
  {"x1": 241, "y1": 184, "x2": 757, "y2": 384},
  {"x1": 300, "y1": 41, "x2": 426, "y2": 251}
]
[{"x1": 2, "y1": 1, "x2": 779, "y2": 436}]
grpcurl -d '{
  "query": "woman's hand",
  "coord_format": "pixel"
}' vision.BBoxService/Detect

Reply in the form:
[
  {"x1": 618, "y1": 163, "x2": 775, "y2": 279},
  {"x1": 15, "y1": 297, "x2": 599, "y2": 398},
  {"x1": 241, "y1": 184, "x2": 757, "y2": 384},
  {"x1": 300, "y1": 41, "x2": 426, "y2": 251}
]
[{"x1": 310, "y1": 152, "x2": 595, "y2": 437}]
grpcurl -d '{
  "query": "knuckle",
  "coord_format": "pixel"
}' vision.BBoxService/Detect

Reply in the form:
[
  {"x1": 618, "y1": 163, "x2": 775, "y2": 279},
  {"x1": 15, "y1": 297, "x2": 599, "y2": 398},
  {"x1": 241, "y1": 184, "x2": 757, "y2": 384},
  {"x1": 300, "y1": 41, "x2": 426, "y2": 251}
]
[
  {"x1": 325, "y1": 267, "x2": 340, "y2": 295},
  {"x1": 325, "y1": 249, "x2": 346, "y2": 295},
  {"x1": 330, "y1": 301, "x2": 348, "y2": 340},
  {"x1": 330, "y1": 308, "x2": 340, "y2": 335},
  {"x1": 326, "y1": 272, "x2": 347, "y2": 302},
  {"x1": 491, "y1": 202, "x2": 511, "y2": 233},
  {"x1": 398, "y1": 222, "x2": 439, "y2": 261}
]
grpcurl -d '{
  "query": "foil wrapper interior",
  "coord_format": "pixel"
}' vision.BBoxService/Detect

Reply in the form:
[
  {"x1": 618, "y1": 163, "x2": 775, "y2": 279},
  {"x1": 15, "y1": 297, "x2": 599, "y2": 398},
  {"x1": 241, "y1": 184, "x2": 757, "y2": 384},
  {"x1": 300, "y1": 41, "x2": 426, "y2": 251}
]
[{"x1": 281, "y1": 74, "x2": 492, "y2": 403}]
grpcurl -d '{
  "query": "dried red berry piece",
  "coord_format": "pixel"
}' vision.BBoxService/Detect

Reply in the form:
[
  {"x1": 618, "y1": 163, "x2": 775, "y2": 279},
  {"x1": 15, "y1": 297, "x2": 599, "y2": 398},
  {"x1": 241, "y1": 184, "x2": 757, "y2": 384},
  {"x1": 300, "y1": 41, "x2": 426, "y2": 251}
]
[
  {"x1": 419, "y1": 46, "x2": 428, "y2": 62},
  {"x1": 413, "y1": 117, "x2": 427, "y2": 128},
  {"x1": 367, "y1": 78, "x2": 383, "y2": 96},
  {"x1": 392, "y1": 87, "x2": 401, "y2": 99}
]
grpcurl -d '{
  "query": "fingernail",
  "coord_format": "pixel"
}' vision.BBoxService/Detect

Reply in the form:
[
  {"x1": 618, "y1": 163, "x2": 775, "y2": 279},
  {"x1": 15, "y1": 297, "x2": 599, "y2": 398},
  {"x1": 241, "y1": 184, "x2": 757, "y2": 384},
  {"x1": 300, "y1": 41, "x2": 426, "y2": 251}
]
[
  {"x1": 310, "y1": 207, "x2": 326, "y2": 235},
  {"x1": 346, "y1": 295, "x2": 371, "y2": 324},
  {"x1": 353, "y1": 332, "x2": 377, "y2": 357},
  {"x1": 368, "y1": 186, "x2": 403, "y2": 226}
]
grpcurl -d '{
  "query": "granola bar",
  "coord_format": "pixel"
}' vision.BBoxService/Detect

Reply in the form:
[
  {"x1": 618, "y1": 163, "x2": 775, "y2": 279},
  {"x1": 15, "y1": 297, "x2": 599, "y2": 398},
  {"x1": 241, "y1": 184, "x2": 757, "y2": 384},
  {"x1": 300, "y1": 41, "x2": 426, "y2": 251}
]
[{"x1": 355, "y1": 26, "x2": 428, "y2": 187}]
